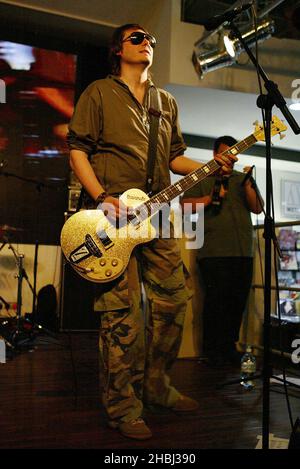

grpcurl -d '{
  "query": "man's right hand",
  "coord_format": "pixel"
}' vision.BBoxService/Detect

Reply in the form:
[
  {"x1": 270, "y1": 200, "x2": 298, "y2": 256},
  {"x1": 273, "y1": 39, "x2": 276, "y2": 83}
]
[{"x1": 99, "y1": 195, "x2": 128, "y2": 220}]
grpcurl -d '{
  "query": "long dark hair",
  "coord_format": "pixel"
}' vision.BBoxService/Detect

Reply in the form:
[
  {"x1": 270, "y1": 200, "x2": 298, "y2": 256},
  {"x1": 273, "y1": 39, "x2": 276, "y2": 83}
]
[{"x1": 109, "y1": 23, "x2": 146, "y2": 75}]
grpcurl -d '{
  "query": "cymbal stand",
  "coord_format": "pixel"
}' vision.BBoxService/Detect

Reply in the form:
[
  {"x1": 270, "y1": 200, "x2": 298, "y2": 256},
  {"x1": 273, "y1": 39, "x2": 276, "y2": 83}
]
[
  {"x1": 7, "y1": 242, "x2": 34, "y2": 347},
  {"x1": 15, "y1": 252, "x2": 24, "y2": 333},
  {"x1": 1, "y1": 236, "x2": 31, "y2": 314},
  {"x1": 0, "y1": 243, "x2": 10, "y2": 310},
  {"x1": 10, "y1": 242, "x2": 58, "y2": 343},
  {"x1": 0, "y1": 241, "x2": 24, "y2": 350}
]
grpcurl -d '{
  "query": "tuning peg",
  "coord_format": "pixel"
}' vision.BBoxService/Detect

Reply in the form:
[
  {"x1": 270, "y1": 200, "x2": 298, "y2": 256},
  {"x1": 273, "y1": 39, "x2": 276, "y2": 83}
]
[{"x1": 280, "y1": 133, "x2": 286, "y2": 140}]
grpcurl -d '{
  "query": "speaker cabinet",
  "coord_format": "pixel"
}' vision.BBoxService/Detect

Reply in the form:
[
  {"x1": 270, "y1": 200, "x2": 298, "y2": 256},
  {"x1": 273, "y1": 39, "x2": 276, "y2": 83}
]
[{"x1": 60, "y1": 258, "x2": 100, "y2": 331}]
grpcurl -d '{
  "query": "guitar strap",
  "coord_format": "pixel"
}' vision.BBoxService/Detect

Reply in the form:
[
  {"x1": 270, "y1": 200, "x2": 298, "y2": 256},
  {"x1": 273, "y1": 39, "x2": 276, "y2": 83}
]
[
  {"x1": 76, "y1": 183, "x2": 85, "y2": 212},
  {"x1": 75, "y1": 155, "x2": 93, "y2": 212},
  {"x1": 146, "y1": 86, "x2": 162, "y2": 195},
  {"x1": 75, "y1": 86, "x2": 162, "y2": 211}
]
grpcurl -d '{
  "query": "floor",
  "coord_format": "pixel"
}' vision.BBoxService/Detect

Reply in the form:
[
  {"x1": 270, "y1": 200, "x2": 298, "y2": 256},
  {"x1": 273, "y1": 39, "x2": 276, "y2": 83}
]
[{"x1": 0, "y1": 331, "x2": 300, "y2": 451}]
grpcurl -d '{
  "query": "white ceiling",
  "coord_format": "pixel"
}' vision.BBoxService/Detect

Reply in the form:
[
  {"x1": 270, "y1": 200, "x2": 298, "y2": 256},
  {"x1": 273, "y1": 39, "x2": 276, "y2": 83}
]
[{"x1": 0, "y1": 0, "x2": 158, "y2": 27}]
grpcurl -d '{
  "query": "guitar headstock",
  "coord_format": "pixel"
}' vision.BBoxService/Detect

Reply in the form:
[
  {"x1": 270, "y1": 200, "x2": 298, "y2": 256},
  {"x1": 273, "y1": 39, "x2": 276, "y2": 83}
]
[{"x1": 254, "y1": 115, "x2": 287, "y2": 142}]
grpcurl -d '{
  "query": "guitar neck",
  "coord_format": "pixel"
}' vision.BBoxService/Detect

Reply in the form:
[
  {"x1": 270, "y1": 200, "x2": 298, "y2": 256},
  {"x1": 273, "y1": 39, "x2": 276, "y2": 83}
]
[
  {"x1": 147, "y1": 159, "x2": 220, "y2": 208},
  {"x1": 136, "y1": 133, "x2": 257, "y2": 220}
]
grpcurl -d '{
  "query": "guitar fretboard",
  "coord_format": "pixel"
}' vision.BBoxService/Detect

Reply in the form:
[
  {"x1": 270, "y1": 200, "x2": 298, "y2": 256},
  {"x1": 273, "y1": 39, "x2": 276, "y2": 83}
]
[
  {"x1": 134, "y1": 133, "x2": 257, "y2": 222},
  {"x1": 145, "y1": 159, "x2": 218, "y2": 210}
]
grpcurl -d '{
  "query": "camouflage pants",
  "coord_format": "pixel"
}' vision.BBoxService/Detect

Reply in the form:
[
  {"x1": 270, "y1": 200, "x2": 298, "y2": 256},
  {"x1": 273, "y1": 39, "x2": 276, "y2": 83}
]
[{"x1": 95, "y1": 233, "x2": 191, "y2": 424}]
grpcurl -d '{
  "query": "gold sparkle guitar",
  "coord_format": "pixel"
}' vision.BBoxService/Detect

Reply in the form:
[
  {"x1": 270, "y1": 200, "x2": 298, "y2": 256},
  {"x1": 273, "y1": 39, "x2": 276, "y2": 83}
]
[{"x1": 61, "y1": 116, "x2": 286, "y2": 283}]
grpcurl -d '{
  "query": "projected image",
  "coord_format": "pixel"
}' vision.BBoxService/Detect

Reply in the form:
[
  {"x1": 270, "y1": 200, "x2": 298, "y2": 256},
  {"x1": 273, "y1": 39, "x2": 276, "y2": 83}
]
[
  {"x1": 0, "y1": 41, "x2": 76, "y2": 156},
  {"x1": 0, "y1": 40, "x2": 77, "y2": 244}
]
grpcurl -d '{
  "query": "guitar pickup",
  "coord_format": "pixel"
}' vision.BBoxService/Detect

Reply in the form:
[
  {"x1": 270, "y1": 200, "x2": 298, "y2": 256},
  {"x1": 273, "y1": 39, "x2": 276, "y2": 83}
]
[
  {"x1": 97, "y1": 229, "x2": 114, "y2": 249},
  {"x1": 85, "y1": 234, "x2": 102, "y2": 257},
  {"x1": 69, "y1": 234, "x2": 102, "y2": 264}
]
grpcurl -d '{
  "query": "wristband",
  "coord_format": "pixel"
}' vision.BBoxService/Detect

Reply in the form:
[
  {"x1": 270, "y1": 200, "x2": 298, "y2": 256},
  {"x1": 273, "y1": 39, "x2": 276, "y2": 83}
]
[{"x1": 95, "y1": 191, "x2": 108, "y2": 206}]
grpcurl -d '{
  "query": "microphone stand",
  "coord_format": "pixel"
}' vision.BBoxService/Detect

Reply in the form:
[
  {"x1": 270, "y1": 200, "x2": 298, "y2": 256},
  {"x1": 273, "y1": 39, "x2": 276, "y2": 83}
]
[{"x1": 227, "y1": 20, "x2": 300, "y2": 450}]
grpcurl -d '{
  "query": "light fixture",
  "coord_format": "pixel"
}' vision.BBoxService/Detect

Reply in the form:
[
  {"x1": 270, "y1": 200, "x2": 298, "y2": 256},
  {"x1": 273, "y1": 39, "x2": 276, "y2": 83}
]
[
  {"x1": 193, "y1": 19, "x2": 275, "y2": 79},
  {"x1": 223, "y1": 19, "x2": 275, "y2": 59},
  {"x1": 192, "y1": 48, "x2": 235, "y2": 78}
]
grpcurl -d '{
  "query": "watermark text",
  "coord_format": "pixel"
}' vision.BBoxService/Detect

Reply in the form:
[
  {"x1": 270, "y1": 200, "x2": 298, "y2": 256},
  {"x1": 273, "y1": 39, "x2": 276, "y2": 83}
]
[
  {"x1": 291, "y1": 78, "x2": 300, "y2": 105},
  {"x1": 291, "y1": 338, "x2": 300, "y2": 364},
  {"x1": 0, "y1": 79, "x2": 6, "y2": 103}
]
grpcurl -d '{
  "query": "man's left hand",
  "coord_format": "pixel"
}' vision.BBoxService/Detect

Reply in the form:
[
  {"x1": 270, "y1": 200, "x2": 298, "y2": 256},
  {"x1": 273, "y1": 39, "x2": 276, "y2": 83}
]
[{"x1": 214, "y1": 152, "x2": 237, "y2": 175}]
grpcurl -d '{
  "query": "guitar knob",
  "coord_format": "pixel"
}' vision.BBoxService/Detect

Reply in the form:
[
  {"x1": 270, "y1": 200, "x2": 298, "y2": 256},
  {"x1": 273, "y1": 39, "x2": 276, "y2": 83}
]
[
  {"x1": 111, "y1": 259, "x2": 118, "y2": 266},
  {"x1": 105, "y1": 270, "x2": 112, "y2": 277},
  {"x1": 100, "y1": 259, "x2": 106, "y2": 266}
]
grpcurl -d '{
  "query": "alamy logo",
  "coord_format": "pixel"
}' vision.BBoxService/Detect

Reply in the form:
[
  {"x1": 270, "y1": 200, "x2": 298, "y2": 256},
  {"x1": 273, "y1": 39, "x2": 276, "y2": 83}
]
[
  {"x1": 291, "y1": 338, "x2": 300, "y2": 364},
  {"x1": 291, "y1": 79, "x2": 300, "y2": 104},
  {"x1": 0, "y1": 337, "x2": 5, "y2": 364},
  {"x1": 0, "y1": 79, "x2": 6, "y2": 103}
]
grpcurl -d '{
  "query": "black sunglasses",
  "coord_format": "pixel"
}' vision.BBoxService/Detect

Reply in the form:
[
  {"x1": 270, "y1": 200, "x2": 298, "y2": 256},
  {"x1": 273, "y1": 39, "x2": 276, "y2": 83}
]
[{"x1": 122, "y1": 32, "x2": 156, "y2": 48}]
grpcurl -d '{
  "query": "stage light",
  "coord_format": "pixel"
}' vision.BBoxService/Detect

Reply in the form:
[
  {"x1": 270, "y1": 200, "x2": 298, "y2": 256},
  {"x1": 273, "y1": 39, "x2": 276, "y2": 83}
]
[
  {"x1": 223, "y1": 19, "x2": 275, "y2": 59},
  {"x1": 192, "y1": 48, "x2": 236, "y2": 78},
  {"x1": 193, "y1": 19, "x2": 274, "y2": 79}
]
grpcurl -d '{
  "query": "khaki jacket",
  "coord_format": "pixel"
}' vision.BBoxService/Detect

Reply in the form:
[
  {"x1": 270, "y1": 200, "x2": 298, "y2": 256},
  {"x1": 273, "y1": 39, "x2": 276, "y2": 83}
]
[{"x1": 67, "y1": 75, "x2": 186, "y2": 196}]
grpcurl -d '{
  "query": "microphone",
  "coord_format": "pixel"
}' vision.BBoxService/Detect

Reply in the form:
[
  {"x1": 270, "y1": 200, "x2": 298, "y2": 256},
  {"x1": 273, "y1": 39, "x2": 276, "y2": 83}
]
[
  {"x1": 211, "y1": 175, "x2": 228, "y2": 212},
  {"x1": 221, "y1": 175, "x2": 230, "y2": 190},
  {"x1": 204, "y1": 3, "x2": 253, "y2": 31},
  {"x1": 241, "y1": 165, "x2": 255, "y2": 186},
  {"x1": 211, "y1": 177, "x2": 222, "y2": 207}
]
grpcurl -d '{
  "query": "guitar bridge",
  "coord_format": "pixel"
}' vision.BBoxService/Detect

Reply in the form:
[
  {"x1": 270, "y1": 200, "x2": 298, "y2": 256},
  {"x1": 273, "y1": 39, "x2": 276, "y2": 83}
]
[
  {"x1": 69, "y1": 234, "x2": 102, "y2": 264},
  {"x1": 97, "y1": 229, "x2": 114, "y2": 250},
  {"x1": 127, "y1": 212, "x2": 140, "y2": 227},
  {"x1": 85, "y1": 234, "x2": 102, "y2": 257}
]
